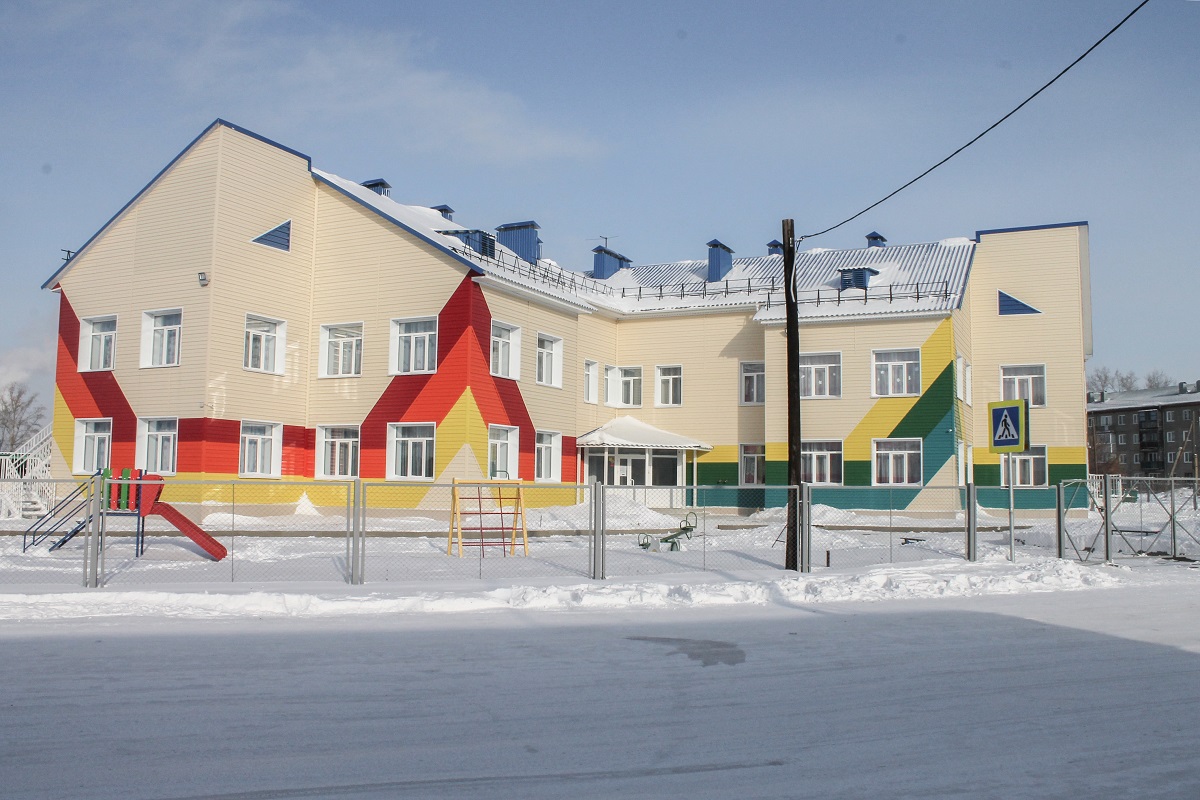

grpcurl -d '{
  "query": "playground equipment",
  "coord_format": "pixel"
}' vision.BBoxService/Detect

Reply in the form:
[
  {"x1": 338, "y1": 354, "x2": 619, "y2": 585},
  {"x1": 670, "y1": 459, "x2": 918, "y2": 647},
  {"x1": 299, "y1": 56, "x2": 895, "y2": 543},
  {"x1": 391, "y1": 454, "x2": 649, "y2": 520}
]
[
  {"x1": 448, "y1": 478, "x2": 528, "y2": 557},
  {"x1": 638, "y1": 512, "x2": 697, "y2": 552},
  {"x1": 22, "y1": 470, "x2": 226, "y2": 561}
]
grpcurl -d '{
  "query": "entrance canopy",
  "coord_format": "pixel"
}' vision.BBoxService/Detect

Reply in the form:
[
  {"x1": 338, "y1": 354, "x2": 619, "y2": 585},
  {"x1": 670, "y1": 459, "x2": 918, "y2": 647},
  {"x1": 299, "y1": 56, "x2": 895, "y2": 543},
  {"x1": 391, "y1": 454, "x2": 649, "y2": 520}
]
[{"x1": 577, "y1": 416, "x2": 711, "y2": 452}]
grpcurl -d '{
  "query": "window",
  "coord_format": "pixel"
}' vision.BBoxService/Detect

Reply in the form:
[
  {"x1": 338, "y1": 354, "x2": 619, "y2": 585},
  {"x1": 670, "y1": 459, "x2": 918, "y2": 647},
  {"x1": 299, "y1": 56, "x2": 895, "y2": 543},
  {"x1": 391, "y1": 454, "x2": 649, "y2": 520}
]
[
  {"x1": 740, "y1": 445, "x2": 766, "y2": 485},
  {"x1": 873, "y1": 439, "x2": 922, "y2": 485},
  {"x1": 1166, "y1": 410, "x2": 1176, "y2": 422},
  {"x1": 606, "y1": 366, "x2": 642, "y2": 407},
  {"x1": 488, "y1": 425, "x2": 519, "y2": 479},
  {"x1": 140, "y1": 418, "x2": 177, "y2": 475},
  {"x1": 964, "y1": 364, "x2": 973, "y2": 405},
  {"x1": 1185, "y1": 409, "x2": 1193, "y2": 421},
  {"x1": 873, "y1": 350, "x2": 920, "y2": 397},
  {"x1": 1119, "y1": 454, "x2": 1127, "y2": 465},
  {"x1": 74, "y1": 419, "x2": 111, "y2": 474},
  {"x1": 244, "y1": 315, "x2": 283, "y2": 374},
  {"x1": 393, "y1": 318, "x2": 437, "y2": 375},
  {"x1": 240, "y1": 421, "x2": 281, "y2": 477},
  {"x1": 388, "y1": 423, "x2": 435, "y2": 480},
  {"x1": 1118, "y1": 434, "x2": 1127, "y2": 445},
  {"x1": 656, "y1": 366, "x2": 682, "y2": 406},
  {"x1": 1001, "y1": 445, "x2": 1048, "y2": 487},
  {"x1": 583, "y1": 360, "x2": 598, "y2": 404},
  {"x1": 1186, "y1": 452, "x2": 1194, "y2": 464},
  {"x1": 1134, "y1": 433, "x2": 1140, "y2": 444},
  {"x1": 1118, "y1": 415, "x2": 1126, "y2": 425},
  {"x1": 802, "y1": 441, "x2": 843, "y2": 484},
  {"x1": 82, "y1": 316, "x2": 116, "y2": 371},
  {"x1": 319, "y1": 426, "x2": 360, "y2": 478},
  {"x1": 1100, "y1": 415, "x2": 1112, "y2": 427},
  {"x1": 741, "y1": 362, "x2": 765, "y2": 404},
  {"x1": 799, "y1": 353, "x2": 841, "y2": 398},
  {"x1": 321, "y1": 323, "x2": 363, "y2": 377},
  {"x1": 1001, "y1": 365, "x2": 1046, "y2": 407},
  {"x1": 1088, "y1": 417, "x2": 1094, "y2": 428},
  {"x1": 1167, "y1": 431, "x2": 1176, "y2": 443},
  {"x1": 955, "y1": 356, "x2": 964, "y2": 400},
  {"x1": 535, "y1": 431, "x2": 562, "y2": 482},
  {"x1": 1134, "y1": 453, "x2": 1142, "y2": 464},
  {"x1": 490, "y1": 322, "x2": 520, "y2": 379},
  {"x1": 536, "y1": 334, "x2": 563, "y2": 387},
  {"x1": 1168, "y1": 452, "x2": 1177, "y2": 465},
  {"x1": 142, "y1": 310, "x2": 182, "y2": 367}
]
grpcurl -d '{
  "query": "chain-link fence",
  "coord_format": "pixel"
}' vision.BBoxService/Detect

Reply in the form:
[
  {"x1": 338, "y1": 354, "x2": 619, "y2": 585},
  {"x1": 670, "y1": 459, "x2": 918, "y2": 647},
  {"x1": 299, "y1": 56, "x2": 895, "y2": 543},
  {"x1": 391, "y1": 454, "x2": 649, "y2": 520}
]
[
  {"x1": 1103, "y1": 477, "x2": 1200, "y2": 560},
  {"x1": 0, "y1": 478, "x2": 96, "y2": 585}
]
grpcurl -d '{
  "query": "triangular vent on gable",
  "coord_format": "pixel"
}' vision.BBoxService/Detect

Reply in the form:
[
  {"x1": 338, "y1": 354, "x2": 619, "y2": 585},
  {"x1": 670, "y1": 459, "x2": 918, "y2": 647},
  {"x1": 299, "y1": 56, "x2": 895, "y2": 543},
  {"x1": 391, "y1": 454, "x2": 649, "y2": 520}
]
[
  {"x1": 998, "y1": 290, "x2": 1040, "y2": 315},
  {"x1": 252, "y1": 221, "x2": 291, "y2": 251}
]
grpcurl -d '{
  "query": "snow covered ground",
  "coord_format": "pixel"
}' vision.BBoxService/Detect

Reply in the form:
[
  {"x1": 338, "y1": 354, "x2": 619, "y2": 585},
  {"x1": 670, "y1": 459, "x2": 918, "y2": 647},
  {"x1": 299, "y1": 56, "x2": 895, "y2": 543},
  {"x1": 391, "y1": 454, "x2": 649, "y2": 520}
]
[{"x1": 3, "y1": 554, "x2": 1200, "y2": 798}]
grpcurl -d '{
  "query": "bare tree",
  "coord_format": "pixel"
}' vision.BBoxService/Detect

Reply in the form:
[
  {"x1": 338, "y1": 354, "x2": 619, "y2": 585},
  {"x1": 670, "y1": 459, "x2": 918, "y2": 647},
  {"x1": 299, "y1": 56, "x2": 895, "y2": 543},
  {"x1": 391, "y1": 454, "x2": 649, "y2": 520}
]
[
  {"x1": 1087, "y1": 367, "x2": 1114, "y2": 393},
  {"x1": 0, "y1": 382, "x2": 46, "y2": 452},
  {"x1": 1144, "y1": 369, "x2": 1173, "y2": 389},
  {"x1": 1115, "y1": 370, "x2": 1139, "y2": 392}
]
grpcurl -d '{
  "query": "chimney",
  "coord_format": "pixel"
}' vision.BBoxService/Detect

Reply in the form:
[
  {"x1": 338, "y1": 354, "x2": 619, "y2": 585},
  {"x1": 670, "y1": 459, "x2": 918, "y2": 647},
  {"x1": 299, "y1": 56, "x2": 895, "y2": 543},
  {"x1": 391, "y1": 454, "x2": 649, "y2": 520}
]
[
  {"x1": 706, "y1": 239, "x2": 733, "y2": 282},
  {"x1": 866, "y1": 231, "x2": 887, "y2": 248},
  {"x1": 1195, "y1": 380, "x2": 1200, "y2": 393},
  {"x1": 360, "y1": 178, "x2": 391, "y2": 197},
  {"x1": 431, "y1": 204, "x2": 454, "y2": 221},
  {"x1": 1180, "y1": 382, "x2": 1188, "y2": 395},
  {"x1": 495, "y1": 221, "x2": 541, "y2": 264},
  {"x1": 592, "y1": 246, "x2": 631, "y2": 280},
  {"x1": 767, "y1": 239, "x2": 784, "y2": 256}
]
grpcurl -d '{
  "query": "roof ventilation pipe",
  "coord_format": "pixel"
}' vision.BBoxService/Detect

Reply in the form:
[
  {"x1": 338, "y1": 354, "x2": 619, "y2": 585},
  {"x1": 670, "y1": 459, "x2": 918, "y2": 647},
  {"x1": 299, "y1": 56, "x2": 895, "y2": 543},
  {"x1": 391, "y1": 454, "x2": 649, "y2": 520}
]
[
  {"x1": 431, "y1": 204, "x2": 454, "y2": 221},
  {"x1": 360, "y1": 179, "x2": 391, "y2": 197},
  {"x1": 1180, "y1": 382, "x2": 1189, "y2": 394},
  {"x1": 707, "y1": 239, "x2": 733, "y2": 282},
  {"x1": 591, "y1": 246, "x2": 631, "y2": 280},
  {"x1": 866, "y1": 231, "x2": 887, "y2": 248},
  {"x1": 496, "y1": 221, "x2": 541, "y2": 264},
  {"x1": 767, "y1": 239, "x2": 784, "y2": 256}
]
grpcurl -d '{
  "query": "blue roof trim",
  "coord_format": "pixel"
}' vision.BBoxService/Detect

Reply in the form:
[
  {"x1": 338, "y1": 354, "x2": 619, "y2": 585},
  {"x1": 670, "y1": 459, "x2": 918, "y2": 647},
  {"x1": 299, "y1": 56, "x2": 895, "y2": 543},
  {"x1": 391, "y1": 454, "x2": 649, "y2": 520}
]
[
  {"x1": 998, "y1": 290, "x2": 1042, "y2": 315},
  {"x1": 975, "y1": 221, "x2": 1087, "y2": 240},
  {"x1": 43, "y1": 119, "x2": 313, "y2": 290},
  {"x1": 311, "y1": 173, "x2": 484, "y2": 276},
  {"x1": 495, "y1": 220, "x2": 539, "y2": 231}
]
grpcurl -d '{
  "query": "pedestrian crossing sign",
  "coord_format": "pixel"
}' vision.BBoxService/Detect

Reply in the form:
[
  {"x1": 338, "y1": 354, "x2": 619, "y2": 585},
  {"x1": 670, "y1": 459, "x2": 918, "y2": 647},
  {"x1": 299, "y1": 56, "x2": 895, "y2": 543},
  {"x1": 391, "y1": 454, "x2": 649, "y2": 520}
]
[{"x1": 988, "y1": 400, "x2": 1029, "y2": 453}]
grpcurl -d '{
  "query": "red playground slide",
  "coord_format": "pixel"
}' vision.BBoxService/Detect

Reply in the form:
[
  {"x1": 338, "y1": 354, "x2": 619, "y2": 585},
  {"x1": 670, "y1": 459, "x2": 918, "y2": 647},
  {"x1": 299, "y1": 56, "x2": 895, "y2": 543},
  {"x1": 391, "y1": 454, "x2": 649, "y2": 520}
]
[{"x1": 138, "y1": 476, "x2": 228, "y2": 561}]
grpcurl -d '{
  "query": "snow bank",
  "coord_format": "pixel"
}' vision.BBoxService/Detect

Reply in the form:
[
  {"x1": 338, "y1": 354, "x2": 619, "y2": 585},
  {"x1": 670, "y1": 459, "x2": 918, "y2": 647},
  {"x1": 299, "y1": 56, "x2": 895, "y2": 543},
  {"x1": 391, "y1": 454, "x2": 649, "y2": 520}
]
[{"x1": 0, "y1": 555, "x2": 1127, "y2": 620}]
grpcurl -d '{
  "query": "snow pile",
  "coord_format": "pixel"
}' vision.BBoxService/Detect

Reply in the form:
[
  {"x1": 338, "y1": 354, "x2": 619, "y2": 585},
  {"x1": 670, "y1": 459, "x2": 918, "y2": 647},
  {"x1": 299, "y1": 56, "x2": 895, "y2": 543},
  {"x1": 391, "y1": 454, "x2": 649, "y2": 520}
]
[
  {"x1": 0, "y1": 555, "x2": 1127, "y2": 620},
  {"x1": 524, "y1": 497, "x2": 680, "y2": 531}
]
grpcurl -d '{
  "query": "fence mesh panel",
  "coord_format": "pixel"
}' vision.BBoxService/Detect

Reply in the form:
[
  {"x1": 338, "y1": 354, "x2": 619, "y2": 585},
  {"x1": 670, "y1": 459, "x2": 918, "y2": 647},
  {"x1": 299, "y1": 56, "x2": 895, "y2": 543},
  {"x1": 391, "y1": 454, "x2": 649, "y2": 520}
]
[
  {"x1": 1107, "y1": 477, "x2": 1200, "y2": 559},
  {"x1": 0, "y1": 478, "x2": 94, "y2": 586},
  {"x1": 810, "y1": 486, "x2": 967, "y2": 570}
]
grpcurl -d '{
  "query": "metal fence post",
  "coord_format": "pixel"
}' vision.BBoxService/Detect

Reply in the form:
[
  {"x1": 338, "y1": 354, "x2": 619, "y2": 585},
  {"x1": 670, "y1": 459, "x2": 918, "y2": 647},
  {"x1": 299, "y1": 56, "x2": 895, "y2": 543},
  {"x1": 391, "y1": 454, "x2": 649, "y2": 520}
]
[
  {"x1": 350, "y1": 479, "x2": 362, "y2": 585},
  {"x1": 1055, "y1": 483, "x2": 1065, "y2": 560},
  {"x1": 966, "y1": 483, "x2": 978, "y2": 562},
  {"x1": 591, "y1": 480, "x2": 605, "y2": 580},
  {"x1": 81, "y1": 475, "x2": 95, "y2": 588},
  {"x1": 87, "y1": 476, "x2": 102, "y2": 589},
  {"x1": 800, "y1": 484, "x2": 812, "y2": 574},
  {"x1": 1103, "y1": 473, "x2": 1115, "y2": 563},
  {"x1": 1169, "y1": 478, "x2": 1178, "y2": 559}
]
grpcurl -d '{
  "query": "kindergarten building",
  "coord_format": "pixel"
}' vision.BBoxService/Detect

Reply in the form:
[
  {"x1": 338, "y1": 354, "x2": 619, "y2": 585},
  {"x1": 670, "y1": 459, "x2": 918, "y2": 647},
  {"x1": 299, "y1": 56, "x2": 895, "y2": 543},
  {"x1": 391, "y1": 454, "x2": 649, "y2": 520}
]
[{"x1": 44, "y1": 119, "x2": 1093, "y2": 502}]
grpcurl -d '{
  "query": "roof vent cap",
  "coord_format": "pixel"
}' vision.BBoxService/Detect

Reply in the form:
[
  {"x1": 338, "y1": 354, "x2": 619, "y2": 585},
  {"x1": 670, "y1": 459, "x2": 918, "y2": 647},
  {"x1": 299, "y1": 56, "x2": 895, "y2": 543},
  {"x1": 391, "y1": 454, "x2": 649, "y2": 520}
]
[
  {"x1": 360, "y1": 178, "x2": 391, "y2": 197},
  {"x1": 866, "y1": 231, "x2": 887, "y2": 248}
]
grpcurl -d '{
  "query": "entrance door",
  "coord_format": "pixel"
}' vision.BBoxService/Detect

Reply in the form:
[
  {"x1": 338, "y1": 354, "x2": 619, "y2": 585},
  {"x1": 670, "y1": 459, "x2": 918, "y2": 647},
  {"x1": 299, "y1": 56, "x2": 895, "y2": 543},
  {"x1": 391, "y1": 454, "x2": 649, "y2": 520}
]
[{"x1": 616, "y1": 455, "x2": 646, "y2": 486}]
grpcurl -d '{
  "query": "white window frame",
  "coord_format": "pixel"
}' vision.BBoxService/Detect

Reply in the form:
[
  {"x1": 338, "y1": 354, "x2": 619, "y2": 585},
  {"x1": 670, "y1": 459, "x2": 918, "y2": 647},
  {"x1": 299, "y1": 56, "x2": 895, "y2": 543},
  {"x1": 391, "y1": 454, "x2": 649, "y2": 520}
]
[
  {"x1": 964, "y1": 363, "x2": 973, "y2": 405},
  {"x1": 390, "y1": 317, "x2": 438, "y2": 376},
  {"x1": 740, "y1": 444, "x2": 766, "y2": 486},
  {"x1": 873, "y1": 349, "x2": 921, "y2": 398},
  {"x1": 387, "y1": 423, "x2": 436, "y2": 481},
  {"x1": 741, "y1": 361, "x2": 765, "y2": 405},
  {"x1": 80, "y1": 315, "x2": 117, "y2": 372},
  {"x1": 656, "y1": 365, "x2": 682, "y2": 407},
  {"x1": 73, "y1": 418, "x2": 112, "y2": 475},
  {"x1": 1118, "y1": 415, "x2": 1127, "y2": 425},
  {"x1": 535, "y1": 333, "x2": 563, "y2": 388},
  {"x1": 583, "y1": 360, "x2": 598, "y2": 404},
  {"x1": 490, "y1": 321, "x2": 521, "y2": 379},
  {"x1": 488, "y1": 424, "x2": 519, "y2": 479},
  {"x1": 1167, "y1": 431, "x2": 1176, "y2": 444},
  {"x1": 319, "y1": 322, "x2": 364, "y2": 378},
  {"x1": 317, "y1": 425, "x2": 360, "y2": 479},
  {"x1": 1166, "y1": 410, "x2": 1176, "y2": 422},
  {"x1": 955, "y1": 355, "x2": 964, "y2": 400},
  {"x1": 1118, "y1": 434, "x2": 1127, "y2": 445},
  {"x1": 802, "y1": 441, "x2": 843, "y2": 485},
  {"x1": 137, "y1": 417, "x2": 178, "y2": 476},
  {"x1": 535, "y1": 430, "x2": 562, "y2": 482},
  {"x1": 140, "y1": 309, "x2": 182, "y2": 368},
  {"x1": 605, "y1": 366, "x2": 642, "y2": 407},
  {"x1": 1001, "y1": 364, "x2": 1046, "y2": 407},
  {"x1": 1000, "y1": 445, "x2": 1049, "y2": 487},
  {"x1": 239, "y1": 421, "x2": 282, "y2": 478},
  {"x1": 1168, "y1": 451, "x2": 1177, "y2": 465},
  {"x1": 799, "y1": 353, "x2": 841, "y2": 399},
  {"x1": 244, "y1": 314, "x2": 285, "y2": 375},
  {"x1": 872, "y1": 438, "x2": 923, "y2": 486}
]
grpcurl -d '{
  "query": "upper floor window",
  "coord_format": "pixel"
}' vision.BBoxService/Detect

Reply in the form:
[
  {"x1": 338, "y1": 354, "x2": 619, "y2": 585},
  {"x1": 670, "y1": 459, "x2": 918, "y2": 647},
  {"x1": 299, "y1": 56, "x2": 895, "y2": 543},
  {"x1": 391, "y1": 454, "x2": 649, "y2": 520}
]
[
  {"x1": 1001, "y1": 364, "x2": 1046, "y2": 407},
  {"x1": 799, "y1": 353, "x2": 841, "y2": 398},
  {"x1": 1118, "y1": 415, "x2": 1127, "y2": 425},
  {"x1": 319, "y1": 426, "x2": 359, "y2": 478},
  {"x1": 321, "y1": 323, "x2": 363, "y2": 377},
  {"x1": 741, "y1": 361, "x2": 765, "y2": 405},
  {"x1": 874, "y1": 439, "x2": 922, "y2": 485},
  {"x1": 1184, "y1": 409, "x2": 1193, "y2": 421},
  {"x1": 656, "y1": 366, "x2": 682, "y2": 406},
  {"x1": 1166, "y1": 410, "x2": 1176, "y2": 422},
  {"x1": 740, "y1": 444, "x2": 766, "y2": 485},
  {"x1": 393, "y1": 318, "x2": 437, "y2": 375},
  {"x1": 606, "y1": 366, "x2": 642, "y2": 407},
  {"x1": 389, "y1": 423, "x2": 435, "y2": 480},
  {"x1": 82, "y1": 316, "x2": 116, "y2": 371},
  {"x1": 74, "y1": 418, "x2": 111, "y2": 474},
  {"x1": 490, "y1": 322, "x2": 520, "y2": 379},
  {"x1": 142, "y1": 309, "x2": 181, "y2": 368},
  {"x1": 874, "y1": 350, "x2": 920, "y2": 397},
  {"x1": 244, "y1": 315, "x2": 284, "y2": 374},
  {"x1": 583, "y1": 360, "x2": 598, "y2": 404},
  {"x1": 536, "y1": 334, "x2": 563, "y2": 387},
  {"x1": 140, "y1": 418, "x2": 178, "y2": 475}
]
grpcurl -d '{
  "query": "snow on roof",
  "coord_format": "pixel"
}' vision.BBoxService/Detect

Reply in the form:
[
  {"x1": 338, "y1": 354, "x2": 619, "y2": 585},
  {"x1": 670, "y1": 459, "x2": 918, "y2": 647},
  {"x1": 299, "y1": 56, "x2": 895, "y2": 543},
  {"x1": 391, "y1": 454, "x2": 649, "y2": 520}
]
[
  {"x1": 576, "y1": 416, "x2": 712, "y2": 451},
  {"x1": 1087, "y1": 384, "x2": 1200, "y2": 411}
]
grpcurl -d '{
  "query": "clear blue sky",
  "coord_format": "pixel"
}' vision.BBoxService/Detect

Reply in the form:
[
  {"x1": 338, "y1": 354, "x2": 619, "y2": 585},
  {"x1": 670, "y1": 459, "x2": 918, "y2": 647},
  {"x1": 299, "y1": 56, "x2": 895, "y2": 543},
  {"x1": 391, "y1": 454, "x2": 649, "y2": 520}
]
[{"x1": 2, "y1": 1, "x2": 1197, "y2": 407}]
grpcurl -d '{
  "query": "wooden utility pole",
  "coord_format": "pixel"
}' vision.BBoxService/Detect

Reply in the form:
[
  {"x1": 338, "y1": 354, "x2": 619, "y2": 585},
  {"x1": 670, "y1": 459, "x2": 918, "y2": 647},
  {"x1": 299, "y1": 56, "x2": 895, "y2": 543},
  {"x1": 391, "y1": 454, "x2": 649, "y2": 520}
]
[{"x1": 783, "y1": 219, "x2": 801, "y2": 571}]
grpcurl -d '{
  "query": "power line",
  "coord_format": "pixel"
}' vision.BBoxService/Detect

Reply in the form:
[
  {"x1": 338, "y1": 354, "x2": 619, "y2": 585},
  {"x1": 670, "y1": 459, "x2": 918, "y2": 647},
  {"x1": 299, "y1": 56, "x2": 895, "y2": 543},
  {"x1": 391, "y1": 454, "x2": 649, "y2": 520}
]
[{"x1": 798, "y1": 0, "x2": 1151, "y2": 243}]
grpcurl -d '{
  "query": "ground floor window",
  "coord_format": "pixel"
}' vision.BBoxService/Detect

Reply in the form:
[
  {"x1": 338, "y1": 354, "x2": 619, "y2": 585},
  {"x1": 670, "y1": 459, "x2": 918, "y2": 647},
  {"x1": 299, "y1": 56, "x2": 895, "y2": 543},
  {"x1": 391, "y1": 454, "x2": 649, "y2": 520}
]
[
  {"x1": 488, "y1": 425, "x2": 519, "y2": 479},
  {"x1": 802, "y1": 441, "x2": 843, "y2": 484},
  {"x1": 389, "y1": 423, "x2": 435, "y2": 480},
  {"x1": 141, "y1": 418, "x2": 178, "y2": 475},
  {"x1": 240, "y1": 421, "x2": 281, "y2": 477},
  {"x1": 74, "y1": 418, "x2": 111, "y2": 474},
  {"x1": 874, "y1": 439, "x2": 922, "y2": 486},
  {"x1": 534, "y1": 431, "x2": 562, "y2": 482},
  {"x1": 1000, "y1": 445, "x2": 1048, "y2": 487},
  {"x1": 740, "y1": 444, "x2": 766, "y2": 485},
  {"x1": 320, "y1": 426, "x2": 360, "y2": 478}
]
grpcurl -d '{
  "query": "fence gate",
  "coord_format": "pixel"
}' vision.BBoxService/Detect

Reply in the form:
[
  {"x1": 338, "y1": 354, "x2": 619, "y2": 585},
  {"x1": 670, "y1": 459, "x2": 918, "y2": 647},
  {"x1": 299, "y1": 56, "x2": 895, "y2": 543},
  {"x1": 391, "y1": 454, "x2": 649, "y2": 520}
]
[
  {"x1": 1059, "y1": 480, "x2": 1107, "y2": 563},
  {"x1": 1105, "y1": 477, "x2": 1200, "y2": 560}
]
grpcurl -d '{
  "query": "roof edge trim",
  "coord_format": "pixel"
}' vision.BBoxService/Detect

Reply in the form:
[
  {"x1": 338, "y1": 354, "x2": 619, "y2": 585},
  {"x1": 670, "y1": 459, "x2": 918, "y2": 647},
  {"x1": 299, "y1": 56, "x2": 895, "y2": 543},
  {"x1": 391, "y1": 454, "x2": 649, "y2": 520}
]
[{"x1": 974, "y1": 221, "x2": 1088, "y2": 240}]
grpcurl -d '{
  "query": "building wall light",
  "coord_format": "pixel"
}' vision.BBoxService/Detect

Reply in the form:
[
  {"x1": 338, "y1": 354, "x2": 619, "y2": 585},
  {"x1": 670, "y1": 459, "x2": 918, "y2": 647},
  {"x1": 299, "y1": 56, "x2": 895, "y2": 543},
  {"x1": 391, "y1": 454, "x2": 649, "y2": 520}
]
[{"x1": 197, "y1": 272, "x2": 210, "y2": 287}]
